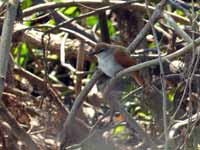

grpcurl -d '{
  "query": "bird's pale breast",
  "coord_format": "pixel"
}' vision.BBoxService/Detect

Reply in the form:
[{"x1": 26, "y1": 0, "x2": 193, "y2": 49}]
[{"x1": 96, "y1": 50, "x2": 124, "y2": 77}]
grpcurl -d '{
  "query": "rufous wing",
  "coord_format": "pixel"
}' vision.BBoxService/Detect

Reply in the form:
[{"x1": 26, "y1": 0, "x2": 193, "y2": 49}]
[{"x1": 114, "y1": 49, "x2": 144, "y2": 86}]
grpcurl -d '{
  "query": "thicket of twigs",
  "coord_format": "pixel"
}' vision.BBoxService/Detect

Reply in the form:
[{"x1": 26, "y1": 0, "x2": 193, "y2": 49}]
[{"x1": 0, "y1": 0, "x2": 199, "y2": 150}]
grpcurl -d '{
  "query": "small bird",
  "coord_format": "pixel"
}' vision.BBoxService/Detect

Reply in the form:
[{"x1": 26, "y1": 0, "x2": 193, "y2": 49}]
[{"x1": 89, "y1": 42, "x2": 144, "y2": 86}]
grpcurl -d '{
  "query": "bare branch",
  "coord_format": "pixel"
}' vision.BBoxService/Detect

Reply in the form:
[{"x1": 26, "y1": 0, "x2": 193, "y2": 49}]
[
  {"x1": 145, "y1": 1, "x2": 168, "y2": 149},
  {"x1": 127, "y1": 0, "x2": 168, "y2": 53},
  {"x1": 122, "y1": 37, "x2": 200, "y2": 78},
  {"x1": 0, "y1": 1, "x2": 41, "y2": 149},
  {"x1": 43, "y1": 0, "x2": 139, "y2": 34},
  {"x1": 56, "y1": 69, "x2": 104, "y2": 147},
  {"x1": 164, "y1": 14, "x2": 192, "y2": 43}
]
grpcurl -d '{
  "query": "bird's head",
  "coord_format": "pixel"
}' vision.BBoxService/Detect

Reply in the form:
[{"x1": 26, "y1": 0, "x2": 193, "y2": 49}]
[{"x1": 88, "y1": 42, "x2": 111, "y2": 56}]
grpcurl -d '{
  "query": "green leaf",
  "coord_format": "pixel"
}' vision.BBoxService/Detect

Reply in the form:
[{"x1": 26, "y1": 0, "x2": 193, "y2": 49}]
[
  {"x1": 63, "y1": 6, "x2": 80, "y2": 17},
  {"x1": 47, "y1": 19, "x2": 56, "y2": 25},
  {"x1": 24, "y1": 20, "x2": 32, "y2": 26},
  {"x1": 13, "y1": 46, "x2": 19, "y2": 55},
  {"x1": 21, "y1": 0, "x2": 32, "y2": 10},
  {"x1": 19, "y1": 57, "x2": 25, "y2": 65},
  {"x1": 86, "y1": 16, "x2": 98, "y2": 27},
  {"x1": 21, "y1": 43, "x2": 29, "y2": 55},
  {"x1": 13, "y1": 43, "x2": 29, "y2": 66},
  {"x1": 65, "y1": 6, "x2": 77, "y2": 15},
  {"x1": 107, "y1": 20, "x2": 116, "y2": 36},
  {"x1": 148, "y1": 42, "x2": 156, "y2": 48},
  {"x1": 23, "y1": 14, "x2": 38, "y2": 26},
  {"x1": 175, "y1": 9, "x2": 185, "y2": 17},
  {"x1": 113, "y1": 125, "x2": 126, "y2": 135},
  {"x1": 168, "y1": 88, "x2": 176, "y2": 102}
]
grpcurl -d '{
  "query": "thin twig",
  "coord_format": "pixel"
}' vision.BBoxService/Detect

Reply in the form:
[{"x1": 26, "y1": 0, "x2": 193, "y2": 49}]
[
  {"x1": 23, "y1": 1, "x2": 190, "y2": 25},
  {"x1": 75, "y1": 42, "x2": 85, "y2": 95},
  {"x1": 0, "y1": 1, "x2": 41, "y2": 149},
  {"x1": 42, "y1": 0, "x2": 97, "y2": 44},
  {"x1": 103, "y1": 85, "x2": 157, "y2": 149},
  {"x1": 43, "y1": 0, "x2": 139, "y2": 35},
  {"x1": 145, "y1": 1, "x2": 168, "y2": 149},
  {"x1": 65, "y1": 110, "x2": 111, "y2": 150},
  {"x1": 60, "y1": 33, "x2": 78, "y2": 72},
  {"x1": 163, "y1": 14, "x2": 192, "y2": 43},
  {"x1": 127, "y1": 0, "x2": 168, "y2": 53},
  {"x1": 169, "y1": 112, "x2": 200, "y2": 139},
  {"x1": 60, "y1": 33, "x2": 92, "y2": 75},
  {"x1": 101, "y1": 36, "x2": 200, "y2": 149},
  {"x1": 23, "y1": 0, "x2": 138, "y2": 17},
  {"x1": 183, "y1": 2, "x2": 200, "y2": 149},
  {"x1": 14, "y1": 67, "x2": 69, "y2": 116},
  {"x1": 168, "y1": 0, "x2": 200, "y2": 13},
  {"x1": 120, "y1": 37, "x2": 200, "y2": 78},
  {"x1": 14, "y1": 23, "x2": 96, "y2": 49},
  {"x1": 122, "y1": 87, "x2": 142, "y2": 100}
]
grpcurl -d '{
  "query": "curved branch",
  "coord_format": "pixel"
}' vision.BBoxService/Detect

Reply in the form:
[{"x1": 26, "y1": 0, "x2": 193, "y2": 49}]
[
  {"x1": 43, "y1": 0, "x2": 139, "y2": 34},
  {"x1": 169, "y1": 112, "x2": 200, "y2": 139},
  {"x1": 56, "y1": 69, "x2": 104, "y2": 147},
  {"x1": 127, "y1": 0, "x2": 168, "y2": 52},
  {"x1": 101, "y1": 36, "x2": 200, "y2": 150},
  {"x1": 23, "y1": 0, "x2": 130, "y2": 17},
  {"x1": 122, "y1": 37, "x2": 200, "y2": 78},
  {"x1": 23, "y1": 1, "x2": 190, "y2": 25}
]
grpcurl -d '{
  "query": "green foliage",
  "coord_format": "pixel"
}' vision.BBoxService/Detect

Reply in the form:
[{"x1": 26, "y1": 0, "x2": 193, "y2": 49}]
[
  {"x1": 168, "y1": 82, "x2": 185, "y2": 104},
  {"x1": 122, "y1": 88, "x2": 150, "y2": 123},
  {"x1": 64, "y1": 6, "x2": 78, "y2": 15},
  {"x1": 21, "y1": 0, "x2": 32, "y2": 10},
  {"x1": 4, "y1": 0, "x2": 200, "y2": 149},
  {"x1": 24, "y1": 20, "x2": 32, "y2": 26},
  {"x1": 23, "y1": 14, "x2": 36, "y2": 26},
  {"x1": 112, "y1": 125, "x2": 130, "y2": 141},
  {"x1": 13, "y1": 43, "x2": 30, "y2": 66},
  {"x1": 107, "y1": 20, "x2": 116, "y2": 37},
  {"x1": 167, "y1": 88, "x2": 176, "y2": 102},
  {"x1": 148, "y1": 41, "x2": 156, "y2": 48},
  {"x1": 175, "y1": 9, "x2": 185, "y2": 17},
  {"x1": 113, "y1": 125, "x2": 126, "y2": 135},
  {"x1": 121, "y1": 83, "x2": 152, "y2": 122},
  {"x1": 62, "y1": 6, "x2": 80, "y2": 17},
  {"x1": 86, "y1": 16, "x2": 98, "y2": 27},
  {"x1": 47, "y1": 19, "x2": 56, "y2": 25},
  {"x1": 86, "y1": 16, "x2": 116, "y2": 36}
]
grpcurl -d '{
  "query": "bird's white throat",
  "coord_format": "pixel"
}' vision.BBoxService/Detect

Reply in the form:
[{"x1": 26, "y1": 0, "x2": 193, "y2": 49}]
[{"x1": 96, "y1": 49, "x2": 124, "y2": 77}]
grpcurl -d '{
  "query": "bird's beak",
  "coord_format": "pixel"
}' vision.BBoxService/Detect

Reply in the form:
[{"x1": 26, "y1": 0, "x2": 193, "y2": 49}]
[
  {"x1": 88, "y1": 48, "x2": 106, "y2": 56},
  {"x1": 88, "y1": 50, "x2": 98, "y2": 56}
]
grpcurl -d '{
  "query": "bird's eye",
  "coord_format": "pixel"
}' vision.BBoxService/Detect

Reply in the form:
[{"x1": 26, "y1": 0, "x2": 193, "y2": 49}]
[{"x1": 99, "y1": 48, "x2": 106, "y2": 53}]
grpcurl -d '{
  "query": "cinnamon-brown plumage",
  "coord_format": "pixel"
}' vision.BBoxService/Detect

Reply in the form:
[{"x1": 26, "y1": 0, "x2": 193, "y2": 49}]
[{"x1": 89, "y1": 43, "x2": 144, "y2": 86}]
